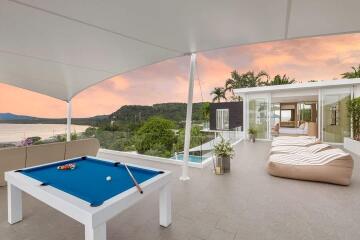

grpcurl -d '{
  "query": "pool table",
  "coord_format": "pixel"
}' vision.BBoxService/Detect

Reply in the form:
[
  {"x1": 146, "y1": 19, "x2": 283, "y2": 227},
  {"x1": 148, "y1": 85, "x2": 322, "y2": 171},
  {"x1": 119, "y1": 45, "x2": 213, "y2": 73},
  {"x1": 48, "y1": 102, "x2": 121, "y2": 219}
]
[{"x1": 5, "y1": 156, "x2": 172, "y2": 240}]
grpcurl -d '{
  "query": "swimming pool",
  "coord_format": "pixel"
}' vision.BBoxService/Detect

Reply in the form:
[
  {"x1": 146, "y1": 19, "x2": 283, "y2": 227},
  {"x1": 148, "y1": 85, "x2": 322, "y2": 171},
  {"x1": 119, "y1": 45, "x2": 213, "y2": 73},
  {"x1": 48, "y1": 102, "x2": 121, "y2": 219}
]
[{"x1": 170, "y1": 154, "x2": 206, "y2": 163}]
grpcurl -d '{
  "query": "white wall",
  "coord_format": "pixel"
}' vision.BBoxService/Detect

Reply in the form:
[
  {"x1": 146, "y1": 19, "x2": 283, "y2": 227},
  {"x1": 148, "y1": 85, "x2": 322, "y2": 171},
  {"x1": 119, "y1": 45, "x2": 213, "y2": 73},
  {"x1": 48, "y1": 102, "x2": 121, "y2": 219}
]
[{"x1": 354, "y1": 85, "x2": 360, "y2": 98}]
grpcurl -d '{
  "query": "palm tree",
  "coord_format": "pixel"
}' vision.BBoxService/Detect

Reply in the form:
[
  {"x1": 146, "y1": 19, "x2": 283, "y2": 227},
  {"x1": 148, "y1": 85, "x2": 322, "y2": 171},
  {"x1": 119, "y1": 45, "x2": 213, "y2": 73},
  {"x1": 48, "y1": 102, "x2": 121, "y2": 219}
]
[
  {"x1": 211, "y1": 87, "x2": 226, "y2": 103},
  {"x1": 224, "y1": 70, "x2": 269, "y2": 100},
  {"x1": 269, "y1": 74, "x2": 296, "y2": 85},
  {"x1": 225, "y1": 71, "x2": 246, "y2": 93},
  {"x1": 341, "y1": 65, "x2": 360, "y2": 79},
  {"x1": 224, "y1": 71, "x2": 246, "y2": 101},
  {"x1": 242, "y1": 70, "x2": 270, "y2": 87}
]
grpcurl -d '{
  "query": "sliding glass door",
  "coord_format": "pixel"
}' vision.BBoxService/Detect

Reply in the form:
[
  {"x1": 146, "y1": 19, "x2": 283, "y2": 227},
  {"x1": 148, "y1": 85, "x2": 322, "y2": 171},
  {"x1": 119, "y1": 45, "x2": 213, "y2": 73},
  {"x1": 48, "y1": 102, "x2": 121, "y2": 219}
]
[
  {"x1": 248, "y1": 97, "x2": 268, "y2": 139},
  {"x1": 321, "y1": 88, "x2": 351, "y2": 143}
]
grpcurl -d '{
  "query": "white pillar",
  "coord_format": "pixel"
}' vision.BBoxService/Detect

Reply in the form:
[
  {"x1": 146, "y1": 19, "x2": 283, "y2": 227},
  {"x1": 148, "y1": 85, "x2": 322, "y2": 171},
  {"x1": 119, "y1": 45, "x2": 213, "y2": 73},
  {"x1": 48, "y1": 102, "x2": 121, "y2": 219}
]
[
  {"x1": 318, "y1": 89, "x2": 322, "y2": 140},
  {"x1": 267, "y1": 93, "x2": 272, "y2": 139},
  {"x1": 180, "y1": 53, "x2": 196, "y2": 181},
  {"x1": 243, "y1": 95, "x2": 248, "y2": 139},
  {"x1": 66, "y1": 100, "x2": 72, "y2": 142}
]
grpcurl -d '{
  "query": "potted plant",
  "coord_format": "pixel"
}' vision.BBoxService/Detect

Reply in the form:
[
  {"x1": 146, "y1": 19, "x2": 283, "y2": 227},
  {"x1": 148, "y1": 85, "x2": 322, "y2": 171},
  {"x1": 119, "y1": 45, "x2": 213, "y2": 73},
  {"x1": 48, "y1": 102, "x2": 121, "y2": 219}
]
[
  {"x1": 344, "y1": 97, "x2": 360, "y2": 155},
  {"x1": 213, "y1": 138, "x2": 234, "y2": 174},
  {"x1": 248, "y1": 127, "x2": 257, "y2": 143}
]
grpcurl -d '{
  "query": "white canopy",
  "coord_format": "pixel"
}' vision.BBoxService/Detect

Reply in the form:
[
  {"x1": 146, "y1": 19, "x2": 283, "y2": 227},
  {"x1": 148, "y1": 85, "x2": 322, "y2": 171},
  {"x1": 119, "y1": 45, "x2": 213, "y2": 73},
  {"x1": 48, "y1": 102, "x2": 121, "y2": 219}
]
[{"x1": 1, "y1": 0, "x2": 360, "y2": 101}]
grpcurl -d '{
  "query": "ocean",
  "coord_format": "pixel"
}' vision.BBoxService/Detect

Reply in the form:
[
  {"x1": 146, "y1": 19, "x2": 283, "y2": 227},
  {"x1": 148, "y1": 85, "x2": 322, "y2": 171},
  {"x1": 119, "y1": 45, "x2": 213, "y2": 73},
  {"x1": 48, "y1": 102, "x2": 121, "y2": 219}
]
[{"x1": 0, "y1": 124, "x2": 90, "y2": 143}]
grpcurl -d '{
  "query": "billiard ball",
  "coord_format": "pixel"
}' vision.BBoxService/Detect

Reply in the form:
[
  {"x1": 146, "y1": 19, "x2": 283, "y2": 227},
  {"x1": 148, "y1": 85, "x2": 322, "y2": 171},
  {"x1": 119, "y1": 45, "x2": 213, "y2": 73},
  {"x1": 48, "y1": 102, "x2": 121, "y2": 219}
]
[{"x1": 106, "y1": 176, "x2": 112, "y2": 181}]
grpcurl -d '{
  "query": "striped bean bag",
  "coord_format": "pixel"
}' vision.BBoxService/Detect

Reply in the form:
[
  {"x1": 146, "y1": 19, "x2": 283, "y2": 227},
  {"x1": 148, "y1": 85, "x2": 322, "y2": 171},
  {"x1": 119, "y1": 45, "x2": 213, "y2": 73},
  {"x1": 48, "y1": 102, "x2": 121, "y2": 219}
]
[
  {"x1": 271, "y1": 136, "x2": 320, "y2": 147},
  {"x1": 270, "y1": 143, "x2": 331, "y2": 155},
  {"x1": 267, "y1": 149, "x2": 353, "y2": 185},
  {"x1": 273, "y1": 136, "x2": 316, "y2": 140}
]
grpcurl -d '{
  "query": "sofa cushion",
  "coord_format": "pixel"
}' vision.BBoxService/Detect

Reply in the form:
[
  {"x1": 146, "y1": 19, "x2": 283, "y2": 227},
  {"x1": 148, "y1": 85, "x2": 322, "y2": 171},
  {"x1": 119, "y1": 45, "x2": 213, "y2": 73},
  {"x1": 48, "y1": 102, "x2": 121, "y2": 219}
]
[
  {"x1": 0, "y1": 146, "x2": 26, "y2": 186},
  {"x1": 65, "y1": 138, "x2": 100, "y2": 159},
  {"x1": 26, "y1": 142, "x2": 66, "y2": 167}
]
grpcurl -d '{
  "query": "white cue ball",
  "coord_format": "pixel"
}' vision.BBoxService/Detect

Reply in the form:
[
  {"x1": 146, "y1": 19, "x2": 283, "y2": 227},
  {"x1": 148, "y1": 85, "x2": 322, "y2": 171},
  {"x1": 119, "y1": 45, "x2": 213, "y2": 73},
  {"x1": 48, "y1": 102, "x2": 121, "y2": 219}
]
[{"x1": 106, "y1": 176, "x2": 112, "y2": 181}]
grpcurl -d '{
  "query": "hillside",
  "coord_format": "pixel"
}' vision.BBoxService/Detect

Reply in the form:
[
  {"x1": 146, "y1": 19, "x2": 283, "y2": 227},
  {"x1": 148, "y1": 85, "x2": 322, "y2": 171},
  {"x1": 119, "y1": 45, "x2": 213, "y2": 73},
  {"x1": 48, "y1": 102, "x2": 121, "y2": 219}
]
[
  {"x1": 109, "y1": 102, "x2": 207, "y2": 123},
  {"x1": 0, "y1": 102, "x2": 208, "y2": 125}
]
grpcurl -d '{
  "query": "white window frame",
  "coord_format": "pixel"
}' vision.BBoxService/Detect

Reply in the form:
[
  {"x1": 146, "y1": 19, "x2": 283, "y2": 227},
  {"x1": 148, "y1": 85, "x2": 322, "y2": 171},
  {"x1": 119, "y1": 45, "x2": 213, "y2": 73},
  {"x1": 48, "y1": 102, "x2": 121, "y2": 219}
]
[{"x1": 216, "y1": 109, "x2": 229, "y2": 130}]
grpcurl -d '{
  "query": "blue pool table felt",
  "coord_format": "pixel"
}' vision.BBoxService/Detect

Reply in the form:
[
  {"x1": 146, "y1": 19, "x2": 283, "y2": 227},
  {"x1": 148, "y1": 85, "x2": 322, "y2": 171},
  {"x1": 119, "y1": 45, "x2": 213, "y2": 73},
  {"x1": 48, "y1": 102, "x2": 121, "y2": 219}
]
[{"x1": 19, "y1": 157, "x2": 162, "y2": 207}]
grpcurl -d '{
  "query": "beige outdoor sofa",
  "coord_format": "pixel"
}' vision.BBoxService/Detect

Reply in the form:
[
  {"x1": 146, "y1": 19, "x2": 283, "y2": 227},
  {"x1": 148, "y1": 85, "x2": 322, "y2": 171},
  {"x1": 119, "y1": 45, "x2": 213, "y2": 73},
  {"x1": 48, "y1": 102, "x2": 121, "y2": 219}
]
[
  {"x1": 0, "y1": 138, "x2": 100, "y2": 186},
  {"x1": 267, "y1": 148, "x2": 353, "y2": 186}
]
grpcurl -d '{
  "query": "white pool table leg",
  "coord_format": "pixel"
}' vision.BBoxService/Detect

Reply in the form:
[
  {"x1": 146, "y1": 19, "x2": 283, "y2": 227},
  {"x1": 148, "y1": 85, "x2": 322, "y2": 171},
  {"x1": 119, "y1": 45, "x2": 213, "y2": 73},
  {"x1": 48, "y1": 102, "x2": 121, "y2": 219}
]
[
  {"x1": 85, "y1": 223, "x2": 106, "y2": 240},
  {"x1": 8, "y1": 183, "x2": 23, "y2": 224},
  {"x1": 159, "y1": 183, "x2": 172, "y2": 227}
]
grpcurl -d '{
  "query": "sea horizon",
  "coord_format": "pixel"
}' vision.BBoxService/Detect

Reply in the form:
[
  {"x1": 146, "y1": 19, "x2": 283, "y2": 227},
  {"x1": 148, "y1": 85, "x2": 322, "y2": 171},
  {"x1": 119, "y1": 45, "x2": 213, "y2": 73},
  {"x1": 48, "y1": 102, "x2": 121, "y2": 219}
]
[{"x1": 0, "y1": 123, "x2": 89, "y2": 143}]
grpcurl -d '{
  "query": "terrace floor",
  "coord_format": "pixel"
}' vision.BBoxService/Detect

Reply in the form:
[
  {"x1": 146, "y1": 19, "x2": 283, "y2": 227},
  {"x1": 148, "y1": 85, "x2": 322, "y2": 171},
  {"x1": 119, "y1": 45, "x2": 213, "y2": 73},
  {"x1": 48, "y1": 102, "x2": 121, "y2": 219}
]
[{"x1": 1, "y1": 141, "x2": 360, "y2": 240}]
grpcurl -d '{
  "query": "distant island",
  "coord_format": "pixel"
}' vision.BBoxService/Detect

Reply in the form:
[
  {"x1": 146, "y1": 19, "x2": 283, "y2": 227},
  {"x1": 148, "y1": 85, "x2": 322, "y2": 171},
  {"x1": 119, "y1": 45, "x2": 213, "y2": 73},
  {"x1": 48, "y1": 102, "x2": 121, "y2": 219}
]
[{"x1": 0, "y1": 113, "x2": 34, "y2": 120}]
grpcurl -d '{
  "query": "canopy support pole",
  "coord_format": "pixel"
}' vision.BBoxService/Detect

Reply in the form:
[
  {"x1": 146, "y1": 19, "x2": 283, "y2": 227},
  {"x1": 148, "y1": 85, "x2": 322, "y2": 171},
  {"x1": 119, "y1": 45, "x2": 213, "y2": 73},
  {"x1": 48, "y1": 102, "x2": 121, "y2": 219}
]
[
  {"x1": 66, "y1": 100, "x2": 72, "y2": 142},
  {"x1": 180, "y1": 53, "x2": 196, "y2": 181}
]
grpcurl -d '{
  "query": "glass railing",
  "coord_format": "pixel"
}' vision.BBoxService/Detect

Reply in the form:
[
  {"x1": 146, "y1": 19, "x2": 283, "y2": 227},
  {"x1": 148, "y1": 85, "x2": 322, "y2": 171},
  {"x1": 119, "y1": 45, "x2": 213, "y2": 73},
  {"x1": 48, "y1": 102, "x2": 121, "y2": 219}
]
[{"x1": 171, "y1": 127, "x2": 244, "y2": 164}]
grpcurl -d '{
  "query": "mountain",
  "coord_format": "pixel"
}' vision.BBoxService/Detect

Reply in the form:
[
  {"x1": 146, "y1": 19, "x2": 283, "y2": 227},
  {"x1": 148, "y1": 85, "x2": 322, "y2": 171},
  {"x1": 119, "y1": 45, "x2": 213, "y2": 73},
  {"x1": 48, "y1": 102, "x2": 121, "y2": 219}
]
[
  {"x1": 0, "y1": 102, "x2": 208, "y2": 125},
  {"x1": 0, "y1": 113, "x2": 34, "y2": 120},
  {"x1": 0, "y1": 113, "x2": 107, "y2": 125},
  {"x1": 109, "y1": 102, "x2": 207, "y2": 123}
]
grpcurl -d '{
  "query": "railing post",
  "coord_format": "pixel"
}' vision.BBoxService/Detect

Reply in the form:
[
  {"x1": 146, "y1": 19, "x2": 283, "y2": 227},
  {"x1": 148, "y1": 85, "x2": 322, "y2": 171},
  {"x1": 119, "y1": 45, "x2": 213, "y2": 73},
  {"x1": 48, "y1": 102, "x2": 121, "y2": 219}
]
[{"x1": 180, "y1": 53, "x2": 196, "y2": 181}]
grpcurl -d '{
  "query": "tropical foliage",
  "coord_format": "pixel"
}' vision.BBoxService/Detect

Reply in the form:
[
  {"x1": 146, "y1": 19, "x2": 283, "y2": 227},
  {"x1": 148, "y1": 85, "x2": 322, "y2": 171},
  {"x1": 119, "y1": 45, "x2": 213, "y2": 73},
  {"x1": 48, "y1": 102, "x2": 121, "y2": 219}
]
[
  {"x1": 341, "y1": 65, "x2": 360, "y2": 79},
  {"x1": 347, "y1": 97, "x2": 360, "y2": 141},
  {"x1": 268, "y1": 74, "x2": 296, "y2": 85},
  {"x1": 134, "y1": 117, "x2": 176, "y2": 157},
  {"x1": 83, "y1": 117, "x2": 212, "y2": 158},
  {"x1": 211, "y1": 87, "x2": 227, "y2": 103},
  {"x1": 213, "y1": 70, "x2": 296, "y2": 102},
  {"x1": 202, "y1": 102, "x2": 210, "y2": 121},
  {"x1": 225, "y1": 70, "x2": 269, "y2": 95}
]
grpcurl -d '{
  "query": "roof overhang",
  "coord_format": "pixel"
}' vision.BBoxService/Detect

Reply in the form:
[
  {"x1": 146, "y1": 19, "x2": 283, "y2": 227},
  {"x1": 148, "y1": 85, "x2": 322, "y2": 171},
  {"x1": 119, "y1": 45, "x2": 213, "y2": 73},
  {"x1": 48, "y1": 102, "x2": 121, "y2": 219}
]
[
  {"x1": 234, "y1": 78, "x2": 360, "y2": 96},
  {"x1": 1, "y1": 0, "x2": 360, "y2": 101}
]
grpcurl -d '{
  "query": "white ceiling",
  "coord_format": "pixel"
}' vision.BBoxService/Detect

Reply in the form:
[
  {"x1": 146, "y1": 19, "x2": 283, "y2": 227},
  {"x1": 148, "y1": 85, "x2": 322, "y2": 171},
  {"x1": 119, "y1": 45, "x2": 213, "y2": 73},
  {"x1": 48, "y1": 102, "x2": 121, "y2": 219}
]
[{"x1": 1, "y1": 0, "x2": 360, "y2": 101}]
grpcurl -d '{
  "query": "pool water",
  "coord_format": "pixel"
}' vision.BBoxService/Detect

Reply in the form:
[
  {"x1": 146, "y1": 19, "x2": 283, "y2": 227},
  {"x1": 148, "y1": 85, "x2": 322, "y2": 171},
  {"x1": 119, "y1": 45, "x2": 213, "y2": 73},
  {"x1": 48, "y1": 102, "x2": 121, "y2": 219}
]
[{"x1": 170, "y1": 154, "x2": 205, "y2": 163}]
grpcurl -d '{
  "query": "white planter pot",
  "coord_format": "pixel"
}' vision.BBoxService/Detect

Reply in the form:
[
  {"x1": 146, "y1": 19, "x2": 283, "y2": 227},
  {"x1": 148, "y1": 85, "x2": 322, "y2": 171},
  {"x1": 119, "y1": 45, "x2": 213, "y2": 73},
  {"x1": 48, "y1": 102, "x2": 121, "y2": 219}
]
[{"x1": 344, "y1": 137, "x2": 360, "y2": 156}]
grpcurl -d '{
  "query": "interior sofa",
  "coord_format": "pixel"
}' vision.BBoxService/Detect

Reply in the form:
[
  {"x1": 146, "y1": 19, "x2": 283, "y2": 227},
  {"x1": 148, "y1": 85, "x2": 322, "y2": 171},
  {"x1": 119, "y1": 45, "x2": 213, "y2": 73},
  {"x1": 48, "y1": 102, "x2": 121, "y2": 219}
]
[{"x1": 0, "y1": 138, "x2": 100, "y2": 186}]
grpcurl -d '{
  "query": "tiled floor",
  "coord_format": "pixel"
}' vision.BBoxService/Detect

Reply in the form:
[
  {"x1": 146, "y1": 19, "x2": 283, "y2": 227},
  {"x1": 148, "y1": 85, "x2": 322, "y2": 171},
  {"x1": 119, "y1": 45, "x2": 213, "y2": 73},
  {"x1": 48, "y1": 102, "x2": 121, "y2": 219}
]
[{"x1": 1, "y1": 141, "x2": 360, "y2": 240}]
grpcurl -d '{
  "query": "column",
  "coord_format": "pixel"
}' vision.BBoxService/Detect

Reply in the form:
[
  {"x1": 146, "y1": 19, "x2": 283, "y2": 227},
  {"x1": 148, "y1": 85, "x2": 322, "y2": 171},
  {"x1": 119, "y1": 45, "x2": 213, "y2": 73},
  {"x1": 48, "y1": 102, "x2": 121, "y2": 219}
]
[{"x1": 180, "y1": 53, "x2": 196, "y2": 181}]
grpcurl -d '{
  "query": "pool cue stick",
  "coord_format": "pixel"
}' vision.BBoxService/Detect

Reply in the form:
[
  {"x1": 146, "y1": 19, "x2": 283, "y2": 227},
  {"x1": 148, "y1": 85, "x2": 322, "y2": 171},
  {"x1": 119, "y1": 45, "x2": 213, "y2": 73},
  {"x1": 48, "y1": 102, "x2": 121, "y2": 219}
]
[{"x1": 123, "y1": 163, "x2": 143, "y2": 194}]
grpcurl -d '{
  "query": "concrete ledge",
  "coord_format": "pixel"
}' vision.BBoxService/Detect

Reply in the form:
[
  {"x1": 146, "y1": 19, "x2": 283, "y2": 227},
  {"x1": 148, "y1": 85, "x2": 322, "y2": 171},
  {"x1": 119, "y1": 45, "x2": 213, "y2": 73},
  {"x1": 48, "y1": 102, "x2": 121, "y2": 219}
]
[
  {"x1": 344, "y1": 137, "x2": 360, "y2": 156},
  {"x1": 98, "y1": 149, "x2": 204, "y2": 168}
]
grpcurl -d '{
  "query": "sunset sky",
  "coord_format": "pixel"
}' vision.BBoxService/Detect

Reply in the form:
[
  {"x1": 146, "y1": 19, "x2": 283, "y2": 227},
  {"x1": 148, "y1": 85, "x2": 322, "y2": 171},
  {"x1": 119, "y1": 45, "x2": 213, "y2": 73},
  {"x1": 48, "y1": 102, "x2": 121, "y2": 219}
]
[{"x1": 1, "y1": 33, "x2": 360, "y2": 118}]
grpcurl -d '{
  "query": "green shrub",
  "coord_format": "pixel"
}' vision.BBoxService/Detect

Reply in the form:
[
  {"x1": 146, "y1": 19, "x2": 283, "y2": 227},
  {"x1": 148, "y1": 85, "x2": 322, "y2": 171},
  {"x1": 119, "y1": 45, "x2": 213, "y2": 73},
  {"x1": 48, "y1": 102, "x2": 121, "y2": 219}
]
[{"x1": 134, "y1": 117, "x2": 176, "y2": 154}]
